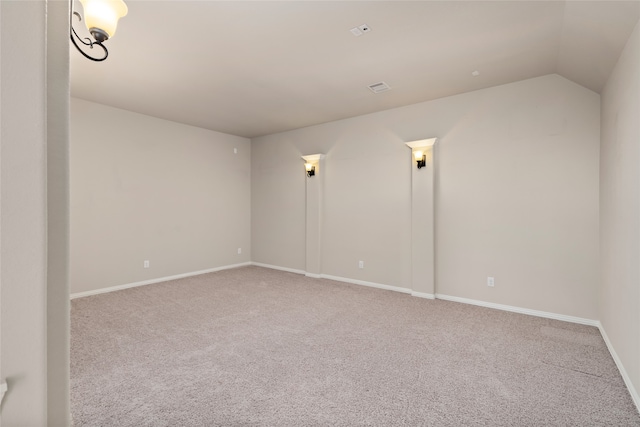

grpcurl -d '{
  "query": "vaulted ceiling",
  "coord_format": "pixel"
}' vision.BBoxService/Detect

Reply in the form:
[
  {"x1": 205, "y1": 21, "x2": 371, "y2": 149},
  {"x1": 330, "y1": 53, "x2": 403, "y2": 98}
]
[{"x1": 70, "y1": 1, "x2": 640, "y2": 138}]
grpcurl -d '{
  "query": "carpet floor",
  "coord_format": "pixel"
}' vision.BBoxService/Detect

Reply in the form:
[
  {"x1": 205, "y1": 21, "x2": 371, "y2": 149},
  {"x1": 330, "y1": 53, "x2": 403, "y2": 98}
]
[{"x1": 71, "y1": 266, "x2": 640, "y2": 426}]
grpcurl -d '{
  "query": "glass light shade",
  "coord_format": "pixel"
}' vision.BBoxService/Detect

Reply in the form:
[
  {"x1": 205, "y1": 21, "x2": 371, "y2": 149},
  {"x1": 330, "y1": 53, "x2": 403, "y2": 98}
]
[
  {"x1": 80, "y1": 0, "x2": 128, "y2": 39},
  {"x1": 413, "y1": 150, "x2": 424, "y2": 161},
  {"x1": 304, "y1": 163, "x2": 314, "y2": 171}
]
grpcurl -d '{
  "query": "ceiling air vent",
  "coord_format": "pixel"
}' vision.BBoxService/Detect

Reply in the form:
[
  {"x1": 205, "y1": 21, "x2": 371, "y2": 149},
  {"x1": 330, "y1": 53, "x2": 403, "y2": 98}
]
[{"x1": 368, "y1": 82, "x2": 391, "y2": 94}]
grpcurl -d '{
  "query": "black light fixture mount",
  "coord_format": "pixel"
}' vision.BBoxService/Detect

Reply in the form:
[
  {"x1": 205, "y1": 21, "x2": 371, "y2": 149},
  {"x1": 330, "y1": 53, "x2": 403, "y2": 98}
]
[
  {"x1": 305, "y1": 163, "x2": 316, "y2": 177},
  {"x1": 301, "y1": 154, "x2": 325, "y2": 178},
  {"x1": 70, "y1": 0, "x2": 128, "y2": 62}
]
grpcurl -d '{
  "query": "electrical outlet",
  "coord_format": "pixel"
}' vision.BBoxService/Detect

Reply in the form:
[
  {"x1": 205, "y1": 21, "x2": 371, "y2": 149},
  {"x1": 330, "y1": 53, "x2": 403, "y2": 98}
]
[
  {"x1": 237, "y1": 248, "x2": 242, "y2": 255},
  {"x1": 358, "y1": 260, "x2": 364, "y2": 269},
  {"x1": 487, "y1": 276, "x2": 495, "y2": 287},
  {"x1": 144, "y1": 260, "x2": 150, "y2": 268}
]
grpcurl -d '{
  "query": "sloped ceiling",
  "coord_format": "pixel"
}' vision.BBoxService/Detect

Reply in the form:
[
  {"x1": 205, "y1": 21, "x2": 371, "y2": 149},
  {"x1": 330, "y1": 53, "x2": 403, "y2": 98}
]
[{"x1": 70, "y1": 1, "x2": 640, "y2": 138}]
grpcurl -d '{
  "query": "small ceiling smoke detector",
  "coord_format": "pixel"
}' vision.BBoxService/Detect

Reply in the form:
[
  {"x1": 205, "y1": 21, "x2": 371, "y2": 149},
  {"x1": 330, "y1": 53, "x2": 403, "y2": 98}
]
[
  {"x1": 471, "y1": 70, "x2": 480, "y2": 77},
  {"x1": 359, "y1": 24, "x2": 371, "y2": 33},
  {"x1": 368, "y1": 81, "x2": 391, "y2": 93}
]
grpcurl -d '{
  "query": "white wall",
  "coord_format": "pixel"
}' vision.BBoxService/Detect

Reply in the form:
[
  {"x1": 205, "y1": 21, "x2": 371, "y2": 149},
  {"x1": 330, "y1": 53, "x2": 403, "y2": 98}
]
[
  {"x1": 600, "y1": 19, "x2": 640, "y2": 405},
  {"x1": 436, "y1": 75, "x2": 599, "y2": 319},
  {"x1": 252, "y1": 74, "x2": 600, "y2": 320},
  {"x1": 2, "y1": 1, "x2": 47, "y2": 423},
  {"x1": 70, "y1": 99, "x2": 251, "y2": 294},
  {"x1": 47, "y1": 0, "x2": 71, "y2": 423},
  {"x1": 1, "y1": 0, "x2": 69, "y2": 425}
]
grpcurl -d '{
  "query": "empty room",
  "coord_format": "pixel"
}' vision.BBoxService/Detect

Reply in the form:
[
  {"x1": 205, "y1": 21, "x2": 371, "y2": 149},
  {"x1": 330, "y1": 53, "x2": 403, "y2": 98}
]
[{"x1": 1, "y1": 0, "x2": 639, "y2": 426}]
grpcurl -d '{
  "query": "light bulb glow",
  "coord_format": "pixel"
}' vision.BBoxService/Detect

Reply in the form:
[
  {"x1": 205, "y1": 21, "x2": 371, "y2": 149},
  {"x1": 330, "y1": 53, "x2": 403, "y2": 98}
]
[
  {"x1": 305, "y1": 163, "x2": 314, "y2": 171},
  {"x1": 413, "y1": 150, "x2": 424, "y2": 161},
  {"x1": 80, "y1": 0, "x2": 128, "y2": 39}
]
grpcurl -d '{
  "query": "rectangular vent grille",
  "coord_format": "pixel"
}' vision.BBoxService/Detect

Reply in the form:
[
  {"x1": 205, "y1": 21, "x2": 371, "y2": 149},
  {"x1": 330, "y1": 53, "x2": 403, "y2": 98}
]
[{"x1": 368, "y1": 81, "x2": 391, "y2": 93}]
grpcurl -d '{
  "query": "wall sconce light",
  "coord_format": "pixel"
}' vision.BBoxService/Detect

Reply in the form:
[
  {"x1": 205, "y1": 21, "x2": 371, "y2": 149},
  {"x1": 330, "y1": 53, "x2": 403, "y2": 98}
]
[
  {"x1": 70, "y1": 0, "x2": 128, "y2": 62},
  {"x1": 305, "y1": 163, "x2": 316, "y2": 177},
  {"x1": 405, "y1": 138, "x2": 438, "y2": 170},
  {"x1": 414, "y1": 150, "x2": 426, "y2": 169},
  {"x1": 301, "y1": 154, "x2": 325, "y2": 178}
]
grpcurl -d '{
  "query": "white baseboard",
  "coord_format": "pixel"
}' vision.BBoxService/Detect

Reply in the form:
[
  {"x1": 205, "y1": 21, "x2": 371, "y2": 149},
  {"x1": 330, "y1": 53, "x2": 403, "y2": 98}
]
[
  {"x1": 318, "y1": 274, "x2": 412, "y2": 295},
  {"x1": 411, "y1": 291, "x2": 435, "y2": 299},
  {"x1": 251, "y1": 264, "x2": 433, "y2": 300},
  {"x1": 598, "y1": 324, "x2": 640, "y2": 413},
  {"x1": 252, "y1": 263, "x2": 416, "y2": 296},
  {"x1": 70, "y1": 262, "x2": 252, "y2": 300},
  {"x1": 434, "y1": 293, "x2": 599, "y2": 327},
  {"x1": 251, "y1": 262, "x2": 306, "y2": 275}
]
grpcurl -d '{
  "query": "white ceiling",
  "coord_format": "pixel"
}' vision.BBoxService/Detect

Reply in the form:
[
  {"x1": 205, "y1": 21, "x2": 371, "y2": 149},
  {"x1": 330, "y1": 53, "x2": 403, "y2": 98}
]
[{"x1": 70, "y1": 1, "x2": 640, "y2": 138}]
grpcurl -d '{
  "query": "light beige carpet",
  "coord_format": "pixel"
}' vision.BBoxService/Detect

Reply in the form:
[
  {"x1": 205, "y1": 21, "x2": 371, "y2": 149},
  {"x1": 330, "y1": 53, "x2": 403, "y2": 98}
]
[{"x1": 71, "y1": 266, "x2": 640, "y2": 426}]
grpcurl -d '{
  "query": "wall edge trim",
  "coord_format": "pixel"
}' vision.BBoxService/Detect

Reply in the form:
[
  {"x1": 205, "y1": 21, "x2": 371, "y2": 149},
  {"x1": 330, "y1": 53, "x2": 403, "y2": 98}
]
[
  {"x1": 411, "y1": 291, "x2": 436, "y2": 299},
  {"x1": 598, "y1": 324, "x2": 640, "y2": 413},
  {"x1": 69, "y1": 262, "x2": 252, "y2": 299},
  {"x1": 317, "y1": 274, "x2": 411, "y2": 294},
  {"x1": 251, "y1": 263, "x2": 411, "y2": 294},
  {"x1": 251, "y1": 262, "x2": 306, "y2": 275},
  {"x1": 434, "y1": 293, "x2": 599, "y2": 326}
]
